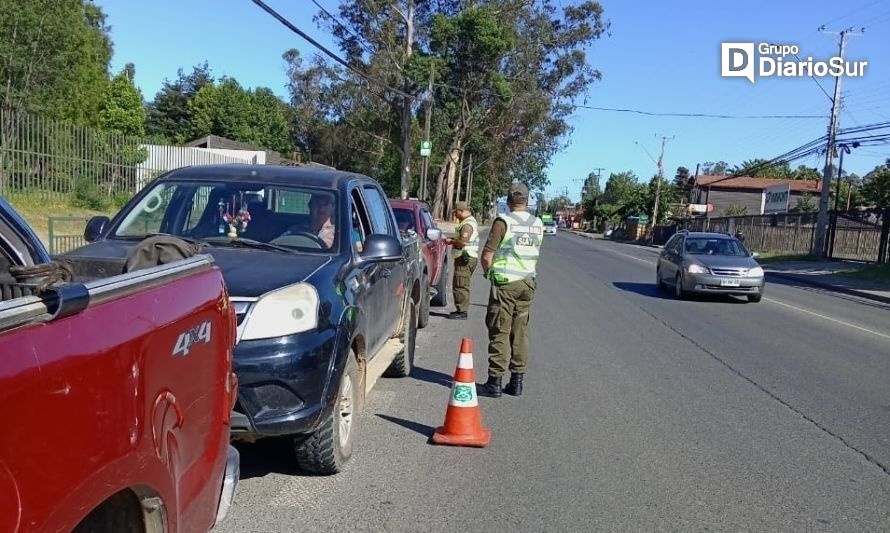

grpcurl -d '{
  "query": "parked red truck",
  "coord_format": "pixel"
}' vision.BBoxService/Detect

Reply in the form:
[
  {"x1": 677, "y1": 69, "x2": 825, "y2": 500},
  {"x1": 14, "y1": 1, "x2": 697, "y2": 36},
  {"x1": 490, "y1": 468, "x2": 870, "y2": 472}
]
[
  {"x1": 390, "y1": 198, "x2": 451, "y2": 327},
  {"x1": 0, "y1": 196, "x2": 240, "y2": 532}
]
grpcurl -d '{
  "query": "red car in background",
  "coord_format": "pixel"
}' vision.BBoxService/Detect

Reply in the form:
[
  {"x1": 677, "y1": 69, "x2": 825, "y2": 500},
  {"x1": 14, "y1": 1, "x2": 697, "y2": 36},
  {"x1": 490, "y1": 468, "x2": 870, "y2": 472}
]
[{"x1": 390, "y1": 199, "x2": 451, "y2": 328}]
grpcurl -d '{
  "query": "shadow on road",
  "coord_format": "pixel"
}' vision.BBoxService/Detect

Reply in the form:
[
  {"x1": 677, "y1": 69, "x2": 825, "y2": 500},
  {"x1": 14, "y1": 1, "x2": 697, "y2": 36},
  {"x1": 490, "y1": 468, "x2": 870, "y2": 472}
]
[
  {"x1": 612, "y1": 282, "x2": 674, "y2": 299},
  {"x1": 234, "y1": 437, "x2": 304, "y2": 480},
  {"x1": 376, "y1": 414, "x2": 436, "y2": 439},
  {"x1": 429, "y1": 311, "x2": 452, "y2": 318},
  {"x1": 411, "y1": 365, "x2": 453, "y2": 388}
]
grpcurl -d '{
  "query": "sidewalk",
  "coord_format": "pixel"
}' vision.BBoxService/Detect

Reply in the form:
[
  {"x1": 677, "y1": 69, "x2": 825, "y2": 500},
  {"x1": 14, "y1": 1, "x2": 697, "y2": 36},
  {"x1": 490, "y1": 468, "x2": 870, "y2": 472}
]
[{"x1": 567, "y1": 229, "x2": 890, "y2": 305}]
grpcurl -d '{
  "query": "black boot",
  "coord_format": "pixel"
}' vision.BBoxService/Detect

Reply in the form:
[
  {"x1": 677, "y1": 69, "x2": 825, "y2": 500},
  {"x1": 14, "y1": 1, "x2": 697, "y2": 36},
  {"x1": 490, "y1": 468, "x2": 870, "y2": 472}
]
[
  {"x1": 503, "y1": 373, "x2": 524, "y2": 396},
  {"x1": 477, "y1": 376, "x2": 502, "y2": 398},
  {"x1": 447, "y1": 311, "x2": 468, "y2": 320}
]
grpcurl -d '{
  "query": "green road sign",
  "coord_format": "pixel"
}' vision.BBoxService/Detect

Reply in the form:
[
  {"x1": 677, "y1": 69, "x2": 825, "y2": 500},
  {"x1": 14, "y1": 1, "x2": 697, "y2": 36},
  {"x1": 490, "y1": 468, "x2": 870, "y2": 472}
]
[{"x1": 420, "y1": 140, "x2": 432, "y2": 157}]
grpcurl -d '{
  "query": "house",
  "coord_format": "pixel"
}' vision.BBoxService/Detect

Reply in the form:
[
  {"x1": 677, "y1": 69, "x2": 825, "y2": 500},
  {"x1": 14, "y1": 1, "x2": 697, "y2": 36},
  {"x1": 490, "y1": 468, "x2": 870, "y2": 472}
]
[
  {"x1": 691, "y1": 175, "x2": 822, "y2": 216},
  {"x1": 185, "y1": 134, "x2": 285, "y2": 165}
]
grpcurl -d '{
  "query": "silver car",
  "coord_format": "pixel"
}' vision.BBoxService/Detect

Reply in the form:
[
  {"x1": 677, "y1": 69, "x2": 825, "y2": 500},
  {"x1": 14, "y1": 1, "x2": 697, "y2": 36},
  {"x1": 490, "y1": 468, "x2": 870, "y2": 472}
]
[{"x1": 656, "y1": 231, "x2": 765, "y2": 302}]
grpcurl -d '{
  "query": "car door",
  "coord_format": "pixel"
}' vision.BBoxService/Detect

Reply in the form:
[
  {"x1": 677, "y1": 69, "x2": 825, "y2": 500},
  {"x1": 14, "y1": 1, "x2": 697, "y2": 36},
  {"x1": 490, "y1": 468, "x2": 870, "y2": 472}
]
[
  {"x1": 661, "y1": 235, "x2": 682, "y2": 280},
  {"x1": 420, "y1": 207, "x2": 441, "y2": 283},
  {"x1": 360, "y1": 184, "x2": 403, "y2": 343},
  {"x1": 349, "y1": 187, "x2": 389, "y2": 355}
]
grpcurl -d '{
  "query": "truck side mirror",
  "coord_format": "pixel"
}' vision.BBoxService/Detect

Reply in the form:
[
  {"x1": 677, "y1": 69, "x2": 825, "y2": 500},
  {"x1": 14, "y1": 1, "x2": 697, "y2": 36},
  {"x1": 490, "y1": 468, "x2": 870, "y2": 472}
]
[
  {"x1": 426, "y1": 228, "x2": 442, "y2": 241},
  {"x1": 84, "y1": 216, "x2": 110, "y2": 242},
  {"x1": 359, "y1": 234, "x2": 402, "y2": 263}
]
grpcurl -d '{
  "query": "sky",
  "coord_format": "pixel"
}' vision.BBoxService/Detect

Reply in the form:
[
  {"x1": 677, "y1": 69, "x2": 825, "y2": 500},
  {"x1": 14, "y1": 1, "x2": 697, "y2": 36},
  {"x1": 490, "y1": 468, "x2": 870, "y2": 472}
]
[{"x1": 99, "y1": 0, "x2": 890, "y2": 202}]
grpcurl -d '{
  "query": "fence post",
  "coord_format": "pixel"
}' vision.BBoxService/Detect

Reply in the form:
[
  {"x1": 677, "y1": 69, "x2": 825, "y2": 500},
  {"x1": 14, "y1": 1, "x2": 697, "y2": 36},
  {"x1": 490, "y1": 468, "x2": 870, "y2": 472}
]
[{"x1": 878, "y1": 207, "x2": 890, "y2": 264}]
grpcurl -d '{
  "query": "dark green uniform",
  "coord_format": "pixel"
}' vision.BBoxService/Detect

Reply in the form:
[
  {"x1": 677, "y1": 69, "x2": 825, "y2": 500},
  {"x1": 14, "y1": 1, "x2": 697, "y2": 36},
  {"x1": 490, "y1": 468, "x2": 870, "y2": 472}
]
[
  {"x1": 451, "y1": 215, "x2": 479, "y2": 314},
  {"x1": 483, "y1": 210, "x2": 543, "y2": 378}
]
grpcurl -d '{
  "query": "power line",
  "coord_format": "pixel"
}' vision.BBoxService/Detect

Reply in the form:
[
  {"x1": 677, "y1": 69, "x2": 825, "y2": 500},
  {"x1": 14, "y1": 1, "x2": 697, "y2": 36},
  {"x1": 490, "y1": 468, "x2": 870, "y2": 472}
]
[
  {"x1": 250, "y1": 0, "x2": 416, "y2": 100},
  {"x1": 309, "y1": 0, "x2": 375, "y2": 56},
  {"x1": 575, "y1": 105, "x2": 824, "y2": 119}
]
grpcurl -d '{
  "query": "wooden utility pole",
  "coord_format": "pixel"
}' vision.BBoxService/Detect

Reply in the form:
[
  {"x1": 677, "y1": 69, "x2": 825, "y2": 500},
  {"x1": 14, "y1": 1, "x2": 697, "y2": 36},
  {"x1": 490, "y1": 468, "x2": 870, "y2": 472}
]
[
  {"x1": 419, "y1": 63, "x2": 434, "y2": 201},
  {"x1": 398, "y1": 1, "x2": 416, "y2": 199}
]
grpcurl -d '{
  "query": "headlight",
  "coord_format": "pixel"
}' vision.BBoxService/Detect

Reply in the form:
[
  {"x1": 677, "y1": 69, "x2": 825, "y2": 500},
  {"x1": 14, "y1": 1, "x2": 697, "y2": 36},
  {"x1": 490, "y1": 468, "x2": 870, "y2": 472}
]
[
  {"x1": 241, "y1": 283, "x2": 319, "y2": 340},
  {"x1": 747, "y1": 266, "x2": 764, "y2": 277},
  {"x1": 686, "y1": 263, "x2": 708, "y2": 274}
]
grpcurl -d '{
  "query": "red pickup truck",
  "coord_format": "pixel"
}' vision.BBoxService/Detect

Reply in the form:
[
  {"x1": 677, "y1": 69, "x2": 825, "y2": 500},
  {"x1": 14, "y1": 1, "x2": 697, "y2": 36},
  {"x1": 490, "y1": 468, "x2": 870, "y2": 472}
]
[
  {"x1": 0, "y1": 196, "x2": 239, "y2": 532},
  {"x1": 390, "y1": 198, "x2": 451, "y2": 327}
]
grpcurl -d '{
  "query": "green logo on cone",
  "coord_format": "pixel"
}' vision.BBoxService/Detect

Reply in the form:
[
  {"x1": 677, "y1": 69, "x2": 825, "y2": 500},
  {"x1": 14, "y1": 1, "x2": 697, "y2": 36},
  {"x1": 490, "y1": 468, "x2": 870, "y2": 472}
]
[{"x1": 453, "y1": 385, "x2": 474, "y2": 403}]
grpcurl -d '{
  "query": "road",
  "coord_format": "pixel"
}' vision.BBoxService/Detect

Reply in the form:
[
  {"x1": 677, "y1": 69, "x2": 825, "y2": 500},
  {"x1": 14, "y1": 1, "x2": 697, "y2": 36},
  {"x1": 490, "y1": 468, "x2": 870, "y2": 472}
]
[{"x1": 219, "y1": 230, "x2": 890, "y2": 532}]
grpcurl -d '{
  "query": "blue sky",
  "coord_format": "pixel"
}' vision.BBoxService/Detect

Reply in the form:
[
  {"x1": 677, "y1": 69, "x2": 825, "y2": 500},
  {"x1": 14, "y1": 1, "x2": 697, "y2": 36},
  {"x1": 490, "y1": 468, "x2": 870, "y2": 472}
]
[{"x1": 100, "y1": 0, "x2": 890, "y2": 201}]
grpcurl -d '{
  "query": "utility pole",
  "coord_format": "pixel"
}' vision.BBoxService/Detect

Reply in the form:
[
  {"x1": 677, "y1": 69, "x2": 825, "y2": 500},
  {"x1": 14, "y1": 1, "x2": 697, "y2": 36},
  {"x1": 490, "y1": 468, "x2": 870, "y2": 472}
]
[
  {"x1": 652, "y1": 135, "x2": 673, "y2": 231},
  {"x1": 465, "y1": 153, "x2": 474, "y2": 204},
  {"x1": 419, "y1": 62, "x2": 433, "y2": 201},
  {"x1": 398, "y1": 1, "x2": 416, "y2": 200},
  {"x1": 813, "y1": 26, "x2": 861, "y2": 257}
]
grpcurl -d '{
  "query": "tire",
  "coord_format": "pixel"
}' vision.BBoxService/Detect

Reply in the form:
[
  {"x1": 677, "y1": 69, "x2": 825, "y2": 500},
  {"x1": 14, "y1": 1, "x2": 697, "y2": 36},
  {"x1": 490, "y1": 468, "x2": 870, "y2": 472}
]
[
  {"x1": 747, "y1": 293, "x2": 762, "y2": 303},
  {"x1": 674, "y1": 273, "x2": 687, "y2": 300},
  {"x1": 430, "y1": 255, "x2": 451, "y2": 307},
  {"x1": 294, "y1": 355, "x2": 358, "y2": 475},
  {"x1": 385, "y1": 298, "x2": 417, "y2": 378},
  {"x1": 656, "y1": 268, "x2": 666, "y2": 291},
  {"x1": 417, "y1": 272, "x2": 431, "y2": 329}
]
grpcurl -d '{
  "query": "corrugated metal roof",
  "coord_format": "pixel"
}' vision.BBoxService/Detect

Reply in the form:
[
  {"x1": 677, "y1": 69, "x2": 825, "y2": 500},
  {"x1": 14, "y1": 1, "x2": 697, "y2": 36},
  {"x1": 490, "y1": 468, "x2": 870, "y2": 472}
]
[{"x1": 695, "y1": 175, "x2": 822, "y2": 192}]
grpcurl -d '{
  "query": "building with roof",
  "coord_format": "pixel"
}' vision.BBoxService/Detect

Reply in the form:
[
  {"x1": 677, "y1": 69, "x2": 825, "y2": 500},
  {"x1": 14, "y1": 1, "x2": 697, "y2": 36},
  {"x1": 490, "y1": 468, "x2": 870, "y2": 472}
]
[
  {"x1": 185, "y1": 134, "x2": 286, "y2": 165},
  {"x1": 691, "y1": 175, "x2": 822, "y2": 216}
]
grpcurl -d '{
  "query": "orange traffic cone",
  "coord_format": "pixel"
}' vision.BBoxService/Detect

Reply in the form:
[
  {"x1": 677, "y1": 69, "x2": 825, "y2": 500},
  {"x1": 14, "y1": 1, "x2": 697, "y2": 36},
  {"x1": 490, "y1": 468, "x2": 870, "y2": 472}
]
[{"x1": 432, "y1": 338, "x2": 491, "y2": 447}]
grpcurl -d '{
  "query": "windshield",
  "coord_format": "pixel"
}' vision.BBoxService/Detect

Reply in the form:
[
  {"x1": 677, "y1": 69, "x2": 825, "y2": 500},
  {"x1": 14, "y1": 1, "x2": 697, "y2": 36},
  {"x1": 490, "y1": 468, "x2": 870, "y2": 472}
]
[
  {"x1": 544, "y1": 221, "x2": 556, "y2": 227},
  {"x1": 685, "y1": 237, "x2": 748, "y2": 257},
  {"x1": 113, "y1": 181, "x2": 339, "y2": 252}
]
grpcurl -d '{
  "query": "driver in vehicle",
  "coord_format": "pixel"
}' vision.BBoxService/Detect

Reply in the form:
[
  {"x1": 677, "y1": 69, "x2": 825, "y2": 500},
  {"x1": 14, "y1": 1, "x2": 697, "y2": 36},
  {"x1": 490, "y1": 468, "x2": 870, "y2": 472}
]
[{"x1": 280, "y1": 194, "x2": 336, "y2": 248}]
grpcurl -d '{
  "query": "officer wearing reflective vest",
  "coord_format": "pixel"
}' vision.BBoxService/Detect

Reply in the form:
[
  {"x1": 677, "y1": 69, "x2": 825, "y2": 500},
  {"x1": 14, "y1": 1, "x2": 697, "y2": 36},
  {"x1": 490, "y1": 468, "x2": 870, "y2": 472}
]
[
  {"x1": 478, "y1": 183, "x2": 543, "y2": 398},
  {"x1": 445, "y1": 201, "x2": 479, "y2": 320}
]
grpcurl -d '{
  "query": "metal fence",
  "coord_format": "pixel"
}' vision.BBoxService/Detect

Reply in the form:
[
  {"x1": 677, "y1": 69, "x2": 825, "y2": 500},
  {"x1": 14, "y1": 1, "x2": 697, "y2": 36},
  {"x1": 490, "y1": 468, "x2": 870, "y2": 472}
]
[
  {"x1": 0, "y1": 106, "x2": 251, "y2": 203},
  {"x1": 48, "y1": 216, "x2": 93, "y2": 255}
]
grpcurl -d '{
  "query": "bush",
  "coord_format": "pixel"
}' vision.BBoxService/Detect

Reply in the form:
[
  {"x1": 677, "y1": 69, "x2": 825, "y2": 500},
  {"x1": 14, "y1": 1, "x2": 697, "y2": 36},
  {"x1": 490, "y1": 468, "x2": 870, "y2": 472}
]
[{"x1": 71, "y1": 179, "x2": 110, "y2": 210}]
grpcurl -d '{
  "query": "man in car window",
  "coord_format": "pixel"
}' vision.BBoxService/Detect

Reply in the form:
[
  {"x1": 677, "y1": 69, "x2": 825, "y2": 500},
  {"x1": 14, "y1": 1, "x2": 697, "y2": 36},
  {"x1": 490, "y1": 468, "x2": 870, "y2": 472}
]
[{"x1": 282, "y1": 194, "x2": 336, "y2": 248}]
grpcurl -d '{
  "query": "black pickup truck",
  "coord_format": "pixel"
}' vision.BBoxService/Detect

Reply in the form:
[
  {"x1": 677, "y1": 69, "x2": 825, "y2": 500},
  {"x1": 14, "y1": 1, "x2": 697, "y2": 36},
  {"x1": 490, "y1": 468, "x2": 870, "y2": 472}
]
[{"x1": 66, "y1": 164, "x2": 422, "y2": 474}]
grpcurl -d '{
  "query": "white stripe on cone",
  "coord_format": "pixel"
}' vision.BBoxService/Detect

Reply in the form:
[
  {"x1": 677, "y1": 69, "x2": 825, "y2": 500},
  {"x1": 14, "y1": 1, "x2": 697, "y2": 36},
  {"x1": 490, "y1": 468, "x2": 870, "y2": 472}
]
[
  {"x1": 458, "y1": 353, "x2": 474, "y2": 369},
  {"x1": 448, "y1": 381, "x2": 478, "y2": 407}
]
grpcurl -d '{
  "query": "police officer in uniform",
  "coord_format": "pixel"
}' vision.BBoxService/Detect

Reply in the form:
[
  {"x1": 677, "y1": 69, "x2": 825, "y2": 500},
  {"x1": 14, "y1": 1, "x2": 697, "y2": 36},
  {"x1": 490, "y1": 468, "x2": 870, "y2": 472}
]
[
  {"x1": 445, "y1": 201, "x2": 480, "y2": 320},
  {"x1": 478, "y1": 183, "x2": 543, "y2": 398}
]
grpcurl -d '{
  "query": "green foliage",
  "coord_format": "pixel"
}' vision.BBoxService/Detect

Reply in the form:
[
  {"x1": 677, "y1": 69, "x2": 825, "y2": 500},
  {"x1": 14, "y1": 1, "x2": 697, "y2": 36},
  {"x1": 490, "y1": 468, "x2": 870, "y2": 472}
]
[
  {"x1": 648, "y1": 174, "x2": 677, "y2": 224},
  {"x1": 725, "y1": 204, "x2": 748, "y2": 216},
  {"x1": 793, "y1": 193, "x2": 817, "y2": 213},
  {"x1": 0, "y1": 0, "x2": 112, "y2": 124},
  {"x1": 186, "y1": 78, "x2": 291, "y2": 154},
  {"x1": 861, "y1": 163, "x2": 890, "y2": 207},
  {"x1": 145, "y1": 63, "x2": 214, "y2": 143},
  {"x1": 99, "y1": 66, "x2": 146, "y2": 136}
]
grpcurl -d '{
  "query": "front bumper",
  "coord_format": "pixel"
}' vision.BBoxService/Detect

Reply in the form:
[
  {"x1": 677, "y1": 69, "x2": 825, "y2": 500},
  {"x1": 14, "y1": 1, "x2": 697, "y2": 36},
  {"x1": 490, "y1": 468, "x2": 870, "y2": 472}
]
[
  {"x1": 683, "y1": 272, "x2": 765, "y2": 295},
  {"x1": 231, "y1": 327, "x2": 339, "y2": 438},
  {"x1": 213, "y1": 445, "x2": 240, "y2": 527}
]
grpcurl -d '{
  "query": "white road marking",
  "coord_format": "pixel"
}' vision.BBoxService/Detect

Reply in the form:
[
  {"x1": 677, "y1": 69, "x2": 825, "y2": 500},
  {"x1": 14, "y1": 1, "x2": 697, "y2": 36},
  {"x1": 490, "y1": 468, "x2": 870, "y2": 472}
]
[
  {"x1": 587, "y1": 238, "x2": 890, "y2": 342},
  {"x1": 763, "y1": 297, "x2": 890, "y2": 342}
]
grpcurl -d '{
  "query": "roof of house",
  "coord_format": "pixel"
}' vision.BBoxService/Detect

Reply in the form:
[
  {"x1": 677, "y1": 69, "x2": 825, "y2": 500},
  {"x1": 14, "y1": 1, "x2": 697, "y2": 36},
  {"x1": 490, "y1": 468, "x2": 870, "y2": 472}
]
[
  {"x1": 185, "y1": 134, "x2": 284, "y2": 165},
  {"x1": 694, "y1": 175, "x2": 822, "y2": 192}
]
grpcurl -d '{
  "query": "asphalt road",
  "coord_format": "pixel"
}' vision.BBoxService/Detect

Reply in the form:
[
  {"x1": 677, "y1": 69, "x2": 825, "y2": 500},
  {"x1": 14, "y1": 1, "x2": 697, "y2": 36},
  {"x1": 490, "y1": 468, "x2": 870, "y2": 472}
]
[{"x1": 218, "y1": 230, "x2": 890, "y2": 532}]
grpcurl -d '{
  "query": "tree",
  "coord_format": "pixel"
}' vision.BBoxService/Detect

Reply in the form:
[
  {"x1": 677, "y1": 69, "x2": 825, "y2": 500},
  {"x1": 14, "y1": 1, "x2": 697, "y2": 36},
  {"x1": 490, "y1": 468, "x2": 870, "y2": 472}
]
[
  {"x1": 725, "y1": 204, "x2": 748, "y2": 216},
  {"x1": 731, "y1": 159, "x2": 792, "y2": 179},
  {"x1": 647, "y1": 174, "x2": 677, "y2": 224},
  {"x1": 99, "y1": 65, "x2": 146, "y2": 137},
  {"x1": 700, "y1": 161, "x2": 728, "y2": 176},
  {"x1": 793, "y1": 193, "x2": 817, "y2": 213},
  {"x1": 145, "y1": 63, "x2": 214, "y2": 143},
  {"x1": 598, "y1": 171, "x2": 647, "y2": 221},
  {"x1": 0, "y1": 0, "x2": 112, "y2": 124},
  {"x1": 187, "y1": 78, "x2": 291, "y2": 154},
  {"x1": 861, "y1": 162, "x2": 890, "y2": 208}
]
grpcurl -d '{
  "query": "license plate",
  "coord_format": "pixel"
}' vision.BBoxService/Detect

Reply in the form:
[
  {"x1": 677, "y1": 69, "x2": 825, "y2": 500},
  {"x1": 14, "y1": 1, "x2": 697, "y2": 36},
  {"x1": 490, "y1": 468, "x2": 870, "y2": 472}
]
[{"x1": 720, "y1": 278, "x2": 741, "y2": 287}]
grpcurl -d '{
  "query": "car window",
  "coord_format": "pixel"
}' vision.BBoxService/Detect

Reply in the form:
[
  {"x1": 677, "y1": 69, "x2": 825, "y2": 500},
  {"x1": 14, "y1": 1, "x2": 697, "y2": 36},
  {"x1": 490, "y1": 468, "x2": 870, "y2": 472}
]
[
  {"x1": 350, "y1": 189, "x2": 372, "y2": 253},
  {"x1": 421, "y1": 209, "x2": 435, "y2": 232},
  {"x1": 393, "y1": 208, "x2": 416, "y2": 233},
  {"x1": 685, "y1": 237, "x2": 747, "y2": 256},
  {"x1": 361, "y1": 186, "x2": 394, "y2": 235}
]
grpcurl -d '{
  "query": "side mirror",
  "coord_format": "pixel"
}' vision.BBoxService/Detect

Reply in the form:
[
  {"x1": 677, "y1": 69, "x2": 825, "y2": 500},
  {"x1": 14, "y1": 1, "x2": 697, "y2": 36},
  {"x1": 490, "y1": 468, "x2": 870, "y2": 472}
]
[
  {"x1": 359, "y1": 234, "x2": 403, "y2": 263},
  {"x1": 426, "y1": 228, "x2": 442, "y2": 241},
  {"x1": 84, "y1": 216, "x2": 110, "y2": 242}
]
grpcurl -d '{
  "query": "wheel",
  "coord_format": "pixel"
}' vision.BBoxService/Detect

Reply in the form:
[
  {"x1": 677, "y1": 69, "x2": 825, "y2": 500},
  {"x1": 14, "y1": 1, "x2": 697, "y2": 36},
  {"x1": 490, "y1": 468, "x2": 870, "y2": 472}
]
[
  {"x1": 747, "y1": 293, "x2": 762, "y2": 303},
  {"x1": 294, "y1": 355, "x2": 358, "y2": 475},
  {"x1": 656, "y1": 268, "x2": 666, "y2": 291},
  {"x1": 417, "y1": 272, "x2": 431, "y2": 329},
  {"x1": 430, "y1": 255, "x2": 451, "y2": 307},
  {"x1": 385, "y1": 298, "x2": 417, "y2": 378},
  {"x1": 674, "y1": 273, "x2": 687, "y2": 300}
]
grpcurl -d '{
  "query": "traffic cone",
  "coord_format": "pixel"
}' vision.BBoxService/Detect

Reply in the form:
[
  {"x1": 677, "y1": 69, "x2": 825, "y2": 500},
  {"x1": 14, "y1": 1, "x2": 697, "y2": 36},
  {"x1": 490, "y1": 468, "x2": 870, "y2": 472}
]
[{"x1": 432, "y1": 338, "x2": 491, "y2": 447}]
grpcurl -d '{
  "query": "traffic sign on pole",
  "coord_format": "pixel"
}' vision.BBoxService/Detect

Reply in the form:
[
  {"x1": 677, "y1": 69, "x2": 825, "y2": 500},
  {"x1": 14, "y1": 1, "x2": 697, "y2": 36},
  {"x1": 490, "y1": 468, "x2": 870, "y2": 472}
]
[{"x1": 420, "y1": 140, "x2": 432, "y2": 157}]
